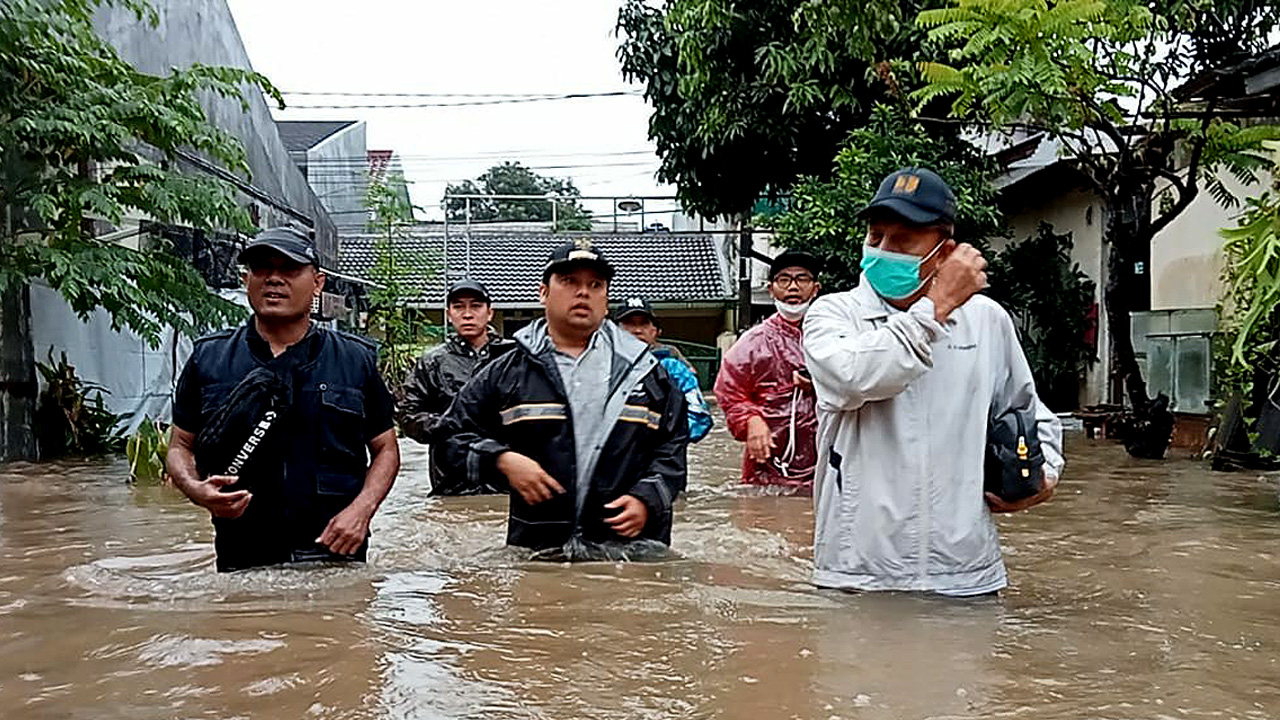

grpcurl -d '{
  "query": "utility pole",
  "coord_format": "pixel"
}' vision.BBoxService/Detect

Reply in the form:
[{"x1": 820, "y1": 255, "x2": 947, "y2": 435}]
[{"x1": 737, "y1": 213, "x2": 753, "y2": 333}]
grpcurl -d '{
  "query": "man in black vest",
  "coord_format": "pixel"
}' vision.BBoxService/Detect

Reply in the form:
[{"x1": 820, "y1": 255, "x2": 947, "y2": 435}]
[{"x1": 166, "y1": 226, "x2": 400, "y2": 571}]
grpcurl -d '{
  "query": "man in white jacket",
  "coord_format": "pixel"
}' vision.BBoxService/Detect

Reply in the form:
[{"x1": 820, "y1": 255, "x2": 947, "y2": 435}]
[{"x1": 803, "y1": 167, "x2": 1063, "y2": 596}]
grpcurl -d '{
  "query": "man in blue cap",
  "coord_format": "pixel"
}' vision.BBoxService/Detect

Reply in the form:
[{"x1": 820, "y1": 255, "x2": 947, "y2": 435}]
[
  {"x1": 166, "y1": 226, "x2": 400, "y2": 571},
  {"x1": 616, "y1": 296, "x2": 714, "y2": 443},
  {"x1": 803, "y1": 168, "x2": 1063, "y2": 595}
]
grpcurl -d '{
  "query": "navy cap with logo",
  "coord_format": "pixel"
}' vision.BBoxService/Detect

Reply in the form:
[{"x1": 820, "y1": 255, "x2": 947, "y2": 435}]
[
  {"x1": 237, "y1": 226, "x2": 321, "y2": 267},
  {"x1": 860, "y1": 167, "x2": 957, "y2": 225},
  {"x1": 543, "y1": 238, "x2": 615, "y2": 283},
  {"x1": 615, "y1": 296, "x2": 655, "y2": 322},
  {"x1": 447, "y1": 278, "x2": 491, "y2": 304},
  {"x1": 768, "y1": 250, "x2": 822, "y2": 281}
]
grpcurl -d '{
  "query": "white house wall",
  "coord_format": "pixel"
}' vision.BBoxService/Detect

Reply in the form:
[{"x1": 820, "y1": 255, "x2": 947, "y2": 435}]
[
  {"x1": 1151, "y1": 167, "x2": 1273, "y2": 311},
  {"x1": 997, "y1": 187, "x2": 1109, "y2": 407}
]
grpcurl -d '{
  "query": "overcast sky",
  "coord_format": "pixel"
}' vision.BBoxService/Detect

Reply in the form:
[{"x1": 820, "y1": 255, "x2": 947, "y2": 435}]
[{"x1": 225, "y1": 0, "x2": 674, "y2": 221}]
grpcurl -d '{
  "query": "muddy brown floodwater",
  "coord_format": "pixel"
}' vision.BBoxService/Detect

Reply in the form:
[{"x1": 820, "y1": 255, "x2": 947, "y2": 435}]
[{"x1": 1, "y1": 416, "x2": 1279, "y2": 720}]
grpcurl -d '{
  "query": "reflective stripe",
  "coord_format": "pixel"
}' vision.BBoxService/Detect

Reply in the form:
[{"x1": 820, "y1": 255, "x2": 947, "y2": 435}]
[
  {"x1": 618, "y1": 404, "x2": 662, "y2": 430},
  {"x1": 500, "y1": 403, "x2": 568, "y2": 425}
]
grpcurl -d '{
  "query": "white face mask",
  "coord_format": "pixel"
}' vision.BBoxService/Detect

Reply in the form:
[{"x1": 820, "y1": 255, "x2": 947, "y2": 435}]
[{"x1": 774, "y1": 299, "x2": 811, "y2": 322}]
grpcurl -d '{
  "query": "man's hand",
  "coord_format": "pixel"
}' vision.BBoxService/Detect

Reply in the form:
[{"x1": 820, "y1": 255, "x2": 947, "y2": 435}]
[
  {"x1": 186, "y1": 475, "x2": 252, "y2": 519},
  {"x1": 986, "y1": 470, "x2": 1058, "y2": 513},
  {"x1": 497, "y1": 451, "x2": 566, "y2": 505},
  {"x1": 317, "y1": 501, "x2": 374, "y2": 556},
  {"x1": 793, "y1": 370, "x2": 814, "y2": 394},
  {"x1": 604, "y1": 495, "x2": 648, "y2": 538},
  {"x1": 926, "y1": 241, "x2": 987, "y2": 323},
  {"x1": 745, "y1": 415, "x2": 774, "y2": 463}
]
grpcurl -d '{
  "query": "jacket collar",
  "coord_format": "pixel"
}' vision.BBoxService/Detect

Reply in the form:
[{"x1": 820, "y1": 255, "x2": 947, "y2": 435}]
[
  {"x1": 515, "y1": 317, "x2": 648, "y2": 365},
  {"x1": 852, "y1": 274, "x2": 892, "y2": 321},
  {"x1": 446, "y1": 326, "x2": 502, "y2": 356}
]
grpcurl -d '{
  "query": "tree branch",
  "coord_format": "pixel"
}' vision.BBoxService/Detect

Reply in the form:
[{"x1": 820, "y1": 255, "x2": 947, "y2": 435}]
[{"x1": 1149, "y1": 106, "x2": 1213, "y2": 238}]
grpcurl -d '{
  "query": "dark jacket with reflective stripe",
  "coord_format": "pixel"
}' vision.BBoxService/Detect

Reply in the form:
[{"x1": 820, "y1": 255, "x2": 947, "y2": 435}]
[
  {"x1": 399, "y1": 329, "x2": 516, "y2": 495},
  {"x1": 434, "y1": 319, "x2": 689, "y2": 550}
]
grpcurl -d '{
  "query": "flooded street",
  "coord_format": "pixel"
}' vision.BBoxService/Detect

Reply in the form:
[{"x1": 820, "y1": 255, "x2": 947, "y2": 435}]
[{"x1": 1, "y1": 419, "x2": 1279, "y2": 720}]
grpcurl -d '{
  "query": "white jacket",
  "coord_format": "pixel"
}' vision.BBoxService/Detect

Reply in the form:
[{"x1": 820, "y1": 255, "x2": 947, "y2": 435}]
[{"x1": 803, "y1": 279, "x2": 1064, "y2": 595}]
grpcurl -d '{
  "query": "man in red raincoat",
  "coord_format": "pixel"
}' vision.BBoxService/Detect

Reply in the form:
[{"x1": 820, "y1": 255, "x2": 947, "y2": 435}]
[{"x1": 714, "y1": 251, "x2": 822, "y2": 490}]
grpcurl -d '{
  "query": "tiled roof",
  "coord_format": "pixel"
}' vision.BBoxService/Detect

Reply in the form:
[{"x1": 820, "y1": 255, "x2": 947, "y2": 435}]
[
  {"x1": 274, "y1": 120, "x2": 358, "y2": 152},
  {"x1": 337, "y1": 232, "x2": 732, "y2": 306}
]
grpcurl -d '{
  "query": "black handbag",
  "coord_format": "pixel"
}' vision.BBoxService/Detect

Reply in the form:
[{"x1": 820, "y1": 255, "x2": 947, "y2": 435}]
[
  {"x1": 984, "y1": 407, "x2": 1045, "y2": 502},
  {"x1": 195, "y1": 366, "x2": 291, "y2": 486}
]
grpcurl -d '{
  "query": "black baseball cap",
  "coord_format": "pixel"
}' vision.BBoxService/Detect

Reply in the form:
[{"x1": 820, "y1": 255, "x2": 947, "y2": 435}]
[
  {"x1": 447, "y1": 278, "x2": 491, "y2": 304},
  {"x1": 543, "y1": 238, "x2": 615, "y2": 283},
  {"x1": 768, "y1": 250, "x2": 822, "y2": 280},
  {"x1": 237, "y1": 226, "x2": 320, "y2": 267},
  {"x1": 615, "y1": 296, "x2": 655, "y2": 322},
  {"x1": 860, "y1": 167, "x2": 957, "y2": 225}
]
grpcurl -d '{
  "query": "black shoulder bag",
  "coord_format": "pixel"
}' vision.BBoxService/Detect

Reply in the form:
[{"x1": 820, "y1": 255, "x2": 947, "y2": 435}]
[{"x1": 984, "y1": 407, "x2": 1045, "y2": 502}]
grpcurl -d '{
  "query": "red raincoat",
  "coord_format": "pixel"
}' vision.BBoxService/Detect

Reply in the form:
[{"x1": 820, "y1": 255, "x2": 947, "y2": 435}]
[{"x1": 714, "y1": 313, "x2": 818, "y2": 489}]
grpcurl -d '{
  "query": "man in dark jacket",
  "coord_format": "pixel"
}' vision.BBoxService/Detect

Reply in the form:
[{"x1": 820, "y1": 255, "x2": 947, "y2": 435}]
[
  {"x1": 400, "y1": 278, "x2": 515, "y2": 495},
  {"x1": 166, "y1": 227, "x2": 400, "y2": 572},
  {"x1": 434, "y1": 239, "x2": 689, "y2": 557}
]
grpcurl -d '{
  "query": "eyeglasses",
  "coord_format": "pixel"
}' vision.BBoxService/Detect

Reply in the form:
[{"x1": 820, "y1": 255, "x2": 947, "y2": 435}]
[{"x1": 772, "y1": 274, "x2": 815, "y2": 289}]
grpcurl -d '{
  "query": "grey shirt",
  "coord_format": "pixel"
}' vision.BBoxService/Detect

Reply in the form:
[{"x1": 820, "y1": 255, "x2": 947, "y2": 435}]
[{"x1": 549, "y1": 328, "x2": 613, "y2": 487}]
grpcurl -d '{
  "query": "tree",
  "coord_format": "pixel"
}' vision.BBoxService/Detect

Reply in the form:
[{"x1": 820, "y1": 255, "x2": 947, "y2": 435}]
[
  {"x1": 763, "y1": 105, "x2": 1003, "y2": 291},
  {"x1": 1215, "y1": 141, "x2": 1280, "y2": 425},
  {"x1": 443, "y1": 162, "x2": 592, "y2": 231},
  {"x1": 913, "y1": 0, "x2": 1280, "y2": 456},
  {"x1": 617, "y1": 0, "x2": 959, "y2": 219},
  {"x1": 366, "y1": 170, "x2": 432, "y2": 385},
  {"x1": 0, "y1": 0, "x2": 283, "y2": 345}
]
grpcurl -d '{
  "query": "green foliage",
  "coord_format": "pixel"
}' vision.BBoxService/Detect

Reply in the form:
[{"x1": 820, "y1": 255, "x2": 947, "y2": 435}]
[
  {"x1": 125, "y1": 416, "x2": 168, "y2": 484},
  {"x1": 987, "y1": 223, "x2": 1097, "y2": 410},
  {"x1": 1218, "y1": 144, "x2": 1280, "y2": 374},
  {"x1": 913, "y1": 0, "x2": 1279, "y2": 204},
  {"x1": 366, "y1": 170, "x2": 435, "y2": 383},
  {"x1": 34, "y1": 348, "x2": 123, "y2": 458},
  {"x1": 618, "y1": 0, "x2": 962, "y2": 218},
  {"x1": 444, "y1": 162, "x2": 592, "y2": 231},
  {"x1": 0, "y1": 0, "x2": 284, "y2": 346},
  {"x1": 763, "y1": 106, "x2": 1003, "y2": 291},
  {"x1": 914, "y1": 0, "x2": 1280, "y2": 413}
]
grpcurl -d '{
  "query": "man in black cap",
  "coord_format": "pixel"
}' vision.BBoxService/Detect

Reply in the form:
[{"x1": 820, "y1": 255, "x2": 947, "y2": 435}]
[
  {"x1": 400, "y1": 278, "x2": 515, "y2": 495},
  {"x1": 803, "y1": 167, "x2": 1063, "y2": 596},
  {"x1": 166, "y1": 226, "x2": 401, "y2": 571},
  {"x1": 713, "y1": 249, "x2": 822, "y2": 489},
  {"x1": 615, "y1": 296, "x2": 714, "y2": 443},
  {"x1": 433, "y1": 239, "x2": 689, "y2": 557}
]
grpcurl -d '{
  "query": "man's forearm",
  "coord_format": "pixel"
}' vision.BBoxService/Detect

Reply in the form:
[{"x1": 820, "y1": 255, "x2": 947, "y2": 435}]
[
  {"x1": 353, "y1": 439, "x2": 400, "y2": 514},
  {"x1": 165, "y1": 440, "x2": 203, "y2": 500}
]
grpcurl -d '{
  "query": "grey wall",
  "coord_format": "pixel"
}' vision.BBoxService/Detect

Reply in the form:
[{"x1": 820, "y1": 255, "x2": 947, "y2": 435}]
[
  {"x1": 307, "y1": 123, "x2": 370, "y2": 234},
  {"x1": 93, "y1": 0, "x2": 338, "y2": 265}
]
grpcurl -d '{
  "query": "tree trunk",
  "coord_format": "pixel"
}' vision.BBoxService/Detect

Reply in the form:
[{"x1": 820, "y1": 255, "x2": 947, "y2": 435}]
[
  {"x1": 1102, "y1": 187, "x2": 1173, "y2": 459},
  {"x1": 0, "y1": 282, "x2": 38, "y2": 461}
]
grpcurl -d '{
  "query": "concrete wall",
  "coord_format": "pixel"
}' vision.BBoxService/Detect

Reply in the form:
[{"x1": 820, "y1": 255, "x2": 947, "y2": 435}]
[
  {"x1": 1150, "y1": 167, "x2": 1273, "y2": 311},
  {"x1": 93, "y1": 0, "x2": 338, "y2": 265},
  {"x1": 308, "y1": 123, "x2": 369, "y2": 233},
  {"x1": 998, "y1": 183, "x2": 1109, "y2": 407}
]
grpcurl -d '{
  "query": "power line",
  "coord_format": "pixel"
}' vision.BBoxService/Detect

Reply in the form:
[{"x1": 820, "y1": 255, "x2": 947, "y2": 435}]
[
  {"x1": 280, "y1": 90, "x2": 626, "y2": 98},
  {"x1": 279, "y1": 91, "x2": 642, "y2": 110},
  {"x1": 298, "y1": 149, "x2": 658, "y2": 164}
]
